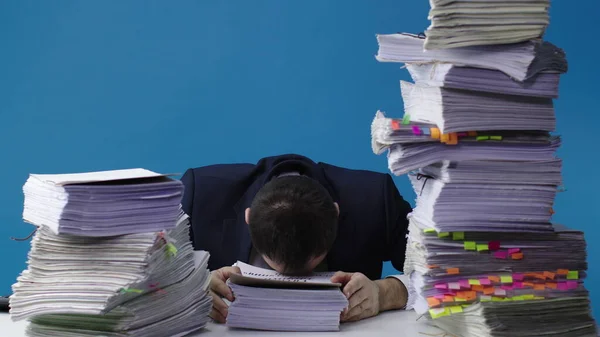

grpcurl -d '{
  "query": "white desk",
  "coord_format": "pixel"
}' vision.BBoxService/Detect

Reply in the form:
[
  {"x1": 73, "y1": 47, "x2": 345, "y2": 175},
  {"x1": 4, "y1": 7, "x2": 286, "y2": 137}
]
[{"x1": 1, "y1": 311, "x2": 443, "y2": 337}]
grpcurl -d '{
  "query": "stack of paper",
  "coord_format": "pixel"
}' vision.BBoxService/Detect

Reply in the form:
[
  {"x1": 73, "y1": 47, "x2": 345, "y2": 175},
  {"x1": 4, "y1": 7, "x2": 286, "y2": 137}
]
[
  {"x1": 372, "y1": 3, "x2": 597, "y2": 336},
  {"x1": 22, "y1": 169, "x2": 185, "y2": 236},
  {"x1": 10, "y1": 170, "x2": 212, "y2": 337},
  {"x1": 423, "y1": 0, "x2": 551, "y2": 49},
  {"x1": 225, "y1": 262, "x2": 348, "y2": 332}
]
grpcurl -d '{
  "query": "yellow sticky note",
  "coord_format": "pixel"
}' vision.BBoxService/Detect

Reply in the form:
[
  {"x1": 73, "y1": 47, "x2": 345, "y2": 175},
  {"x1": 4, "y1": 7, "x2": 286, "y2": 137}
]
[
  {"x1": 429, "y1": 308, "x2": 450, "y2": 319},
  {"x1": 452, "y1": 232, "x2": 464, "y2": 240},
  {"x1": 567, "y1": 271, "x2": 579, "y2": 280},
  {"x1": 438, "y1": 232, "x2": 450, "y2": 238},
  {"x1": 522, "y1": 294, "x2": 535, "y2": 300},
  {"x1": 476, "y1": 244, "x2": 489, "y2": 252},
  {"x1": 512, "y1": 296, "x2": 525, "y2": 301},
  {"x1": 500, "y1": 275, "x2": 513, "y2": 284},
  {"x1": 455, "y1": 297, "x2": 467, "y2": 302},
  {"x1": 492, "y1": 297, "x2": 503, "y2": 302},
  {"x1": 468, "y1": 279, "x2": 481, "y2": 286},
  {"x1": 464, "y1": 241, "x2": 476, "y2": 250},
  {"x1": 449, "y1": 306, "x2": 463, "y2": 314},
  {"x1": 424, "y1": 228, "x2": 436, "y2": 234}
]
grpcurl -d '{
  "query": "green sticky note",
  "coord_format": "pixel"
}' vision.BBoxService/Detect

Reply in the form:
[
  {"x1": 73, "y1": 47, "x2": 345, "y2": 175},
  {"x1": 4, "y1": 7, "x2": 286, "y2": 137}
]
[
  {"x1": 455, "y1": 297, "x2": 467, "y2": 302},
  {"x1": 402, "y1": 114, "x2": 411, "y2": 125},
  {"x1": 480, "y1": 296, "x2": 492, "y2": 302},
  {"x1": 492, "y1": 297, "x2": 503, "y2": 302},
  {"x1": 500, "y1": 275, "x2": 513, "y2": 283},
  {"x1": 512, "y1": 296, "x2": 525, "y2": 301},
  {"x1": 468, "y1": 279, "x2": 480, "y2": 286},
  {"x1": 476, "y1": 136, "x2": 490, "y2": 141},
  {"x1": 166, "y1": 243, "x2": 178, "y2": 257},
  {"x1": 437, "y1": 232, "x2": 450, "y2": 238},
  {"x1": 476, "y1": 244, "x2": 489, "y2": 252},
  {"x1": 567, "y1": 271, "x2": 579, "y2": 280},
  {"x1": 121, "y1": 288, "x2": 143, "y2": 294},
  {"x1": 533, "y1": 296, "x2": 545, "y2": 300},
  {"x1": 424, "y1": 228, "x2": 436, "y2": 234},
  {"x1": 490, "y1": 136, "x2": 503, "y2": 141},
  {"x1": 452, "y1": 232, "x2": 464, "y2": 240},
  {"x1": 522, "y1": 294, "x2": 535, "y2": 300},
  {"x1": 449, "y1": 306, "x2": 463, "y2": 314},
  {"x1": 429, "y1": 308, "x2": 450, "y2": 319},
  {"x1": 464, "y1": 241, "x2": 476, "y2": 250}
]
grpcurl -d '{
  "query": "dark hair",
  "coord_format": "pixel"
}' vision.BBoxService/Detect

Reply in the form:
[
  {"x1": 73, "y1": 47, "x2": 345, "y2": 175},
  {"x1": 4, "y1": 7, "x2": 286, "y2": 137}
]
[{"x1": 248, "y1": 175, "x2": 338, "y2": 274}]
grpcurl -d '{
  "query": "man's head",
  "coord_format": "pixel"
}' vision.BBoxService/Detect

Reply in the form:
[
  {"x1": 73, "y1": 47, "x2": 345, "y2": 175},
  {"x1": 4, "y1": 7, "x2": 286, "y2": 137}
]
[{"x1": 245, "y1": 175, "x2": 339, "y2": 275}]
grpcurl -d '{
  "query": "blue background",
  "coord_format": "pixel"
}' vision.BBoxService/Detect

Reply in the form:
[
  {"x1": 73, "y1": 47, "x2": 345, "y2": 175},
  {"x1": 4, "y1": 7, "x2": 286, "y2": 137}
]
[{"x1": 1, "y1": 0, "x2": 598, "y2": 317}]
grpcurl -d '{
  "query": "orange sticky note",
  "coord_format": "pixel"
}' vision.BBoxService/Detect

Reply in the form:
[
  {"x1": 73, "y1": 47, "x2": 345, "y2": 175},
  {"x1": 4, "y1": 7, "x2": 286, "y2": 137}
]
[
  {"x1": 544, "y1": 271, "x2": 556, "y2": 280},
  {"x1": 557, "y1": 269, "x2": 569, "y2": 275},
  {"x1": 534, "y1": 273, "x2": 546, "y2": 280},
  {"x1": 488, "y1": 276, "x2": 500, "y2": 283},
  {"x1": 427, "y1": 297, "x2": 441, "y2": 307},
  {"x1": 534, "y1": 284, "x2": 545, "y2": 291},
  {"x1": 546, "y1": 282, "x2": 557, "y2": 289},
  {"x1": 447, "y1": 133, "x2": 458, "y2": 145},
  {"x1": 431, "y1": 128, "x2": 440, "y2": 139},
  {"x1": 483, "y1": 287, "x2": 495, "y2": 295},
  {"x1": 468, "y1": 131, "x2": 477, "y2": 137},
  {"x1": 428, "y1": 264, "x2": 439, "y2": 269},
  {"x1": 511, "y1": 252, "x2": 524, "y2": 260},
  {"x1": 440, "y1": 133, "x2": 450, "y2": 143},
  {"x1": 443, "y1": 296, "x2": 454, "y2": 303},
  {"x1": 524, "y1": 282, "x2": 535, "y2": 288},
  {"x1": 472, "y1": 285, "x2": 484, "y2": 292},
  {"x1": 391, "y1": 120, "x2": 400, "y2": 130},
  {"x1": 447, "y1": 268, "x2": 460, "y2": 275},
  {"x1": 465, "y1": 291, "x2": 477, "y2": 301}
]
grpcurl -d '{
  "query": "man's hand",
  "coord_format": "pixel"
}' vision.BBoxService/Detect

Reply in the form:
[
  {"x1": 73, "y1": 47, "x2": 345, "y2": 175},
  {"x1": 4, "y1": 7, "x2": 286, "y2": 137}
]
[
  {"x1": 330, "y1": 271, "x2": 380, "y2": 322},
  {"x1": 209, "y1": 266, "x2": 241, "y2": 323}
]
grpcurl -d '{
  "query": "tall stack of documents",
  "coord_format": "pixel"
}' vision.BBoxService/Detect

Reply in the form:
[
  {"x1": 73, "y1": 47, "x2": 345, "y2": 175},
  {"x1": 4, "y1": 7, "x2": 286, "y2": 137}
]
[
  {"x1": 371, "y1": 3, "x2": 598, "y2": 336},
  {"x1": 225, "y1": 262, "x2": 348, "y2": 331},
  {"x1": 10, "y1": 169, "x2": 212, "y2": 337}
]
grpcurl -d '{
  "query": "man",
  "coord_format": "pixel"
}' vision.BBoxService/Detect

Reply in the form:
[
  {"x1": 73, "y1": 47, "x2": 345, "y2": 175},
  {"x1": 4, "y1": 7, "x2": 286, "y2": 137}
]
[{"x1": 181, "y1": 154, "x2": 413, "y2": 323}]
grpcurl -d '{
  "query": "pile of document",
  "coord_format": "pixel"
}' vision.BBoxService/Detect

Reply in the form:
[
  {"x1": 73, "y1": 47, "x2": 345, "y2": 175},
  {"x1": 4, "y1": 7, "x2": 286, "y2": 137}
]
[
  {"x1": 371, "y1": 3, "x2": 598, "y2": 336},
  {"x1": 10, "y1": 169, "x2": 212, "y2": 337},
  {"x1": 225, "y1": 262, "x2": 348, "y2": 331}
]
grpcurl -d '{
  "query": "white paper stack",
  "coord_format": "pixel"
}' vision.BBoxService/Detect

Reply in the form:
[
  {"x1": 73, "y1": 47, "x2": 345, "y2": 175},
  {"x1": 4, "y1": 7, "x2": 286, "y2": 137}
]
[
  {"x1": 423, "y1": 0, "x2": 550, "y2": 49},
  {"x1": 10, "y1": 169, "x2": 212, "y2": 337},
  {"x1": 22, "y1": 169, "x2": 184, "y2": 237},
  {"x1": 225, "y1": 262, "x2": 348, "y2": 332}
]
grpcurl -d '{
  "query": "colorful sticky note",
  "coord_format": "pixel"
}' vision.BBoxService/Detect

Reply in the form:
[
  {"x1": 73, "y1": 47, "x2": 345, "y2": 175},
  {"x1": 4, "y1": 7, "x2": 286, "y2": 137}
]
[
  {"x1": 472, "y1": 285, "x2": 484, "y2": 292},
  {"x1": 490, "y1": 136, "x2": 503, "y2": 141},
  {"x1": 511, "y1": 252, "x2": 524, "y2": 260},
  {"x1": 464, "y1": 241, "x2": 476, "y2": 250},
  {"x1": 523, "y1": 282, "x2": 535, "y2": 288},
  {"x1": 488, "y1": 276, "x2": 500, "y2": 283},
  {"x1": 434, "y1": 294, "x2": 445, "y2": 300},
  {"x1": 438, "y1": 232, "x2": 450, "y2": 238},
  {"x1": 567, "y1": 271, "x2": 579, "y2": 280},
  {"x1": 480, "y1": 278, "x2": 491, "y2": 286},
  {"x1": 494, "y1": 251, "x2": 508, "y2": 259},
  {"x1": 557, "y1": 282, "x2": 569, "y2": 291},
  {"x1": 534, "y1": 284, "x2": 545, "y2": 291},
  {"x1": 455, "y1": 297, "x2": 467, "y2": 302},
  {"x1": 412, "y1": 125, "x2": 421, "y2": 135},
  {"x1": 459, "y1": 279, "x2": 470, "y2": 288},
  {"x1": 557, "y1": 269, "x2": 569, "y2": 275},
  {"x1": 476, "y1": 244, "x2": 489, "y2": 252},
  {"x1": 402, "y1": 114, "x2": 411, "y2": 125},
  {"x1": 500, "y1": 275, "x2": 513, "y2": 284},
  {"x1": 508, "y1": 248, "x2": 520, "y2": 254},
  {"x1": 501, "y1": 285, "x2": 514, "y2": 291},
  {"x1": 424, "y1": 228, "x2": 436, "y2": 234},
  {"x1": 447, "y1": 268, "x2": 460, "y2": 275},
  {"x1": 480, "y1": 295, "x2": 492, "y2": 302},
  {"x1": 512, "y1": 273, "x2": 524, "y2": 281},
  {"x1": 513, "y1": 282, "x2": 524, "y2": 289},
  {"x1": 448, "y1": 282, "x2": 460, "y2": 290},
  {"x1": 494, "y1": 288, "x2": 507, "y2": 296},
  {"x1": 523, "y1": 294, "x2": 535, "y2": 300},
  {"x1": 427, "y1": 297, "x2": 441, "y2": 307},
  {"x1": 544, "y1": 271, "x2": 556, "y2": 280},
  {"x1": 422, "y1": 128, "x2": 431, "y2": 135},
  {"x1": 452, "y1": 232, "x2": 464, "y2": 240},
  {"x1": 567, "y1": 281, "x2": 579, "y2": 290},
  {"x1": 390, "y1": 120, "x2": 400, "y2": 130},
  {"x1": 429, "y1": 308, "x2": 450, "y2": 319},
  {"x1": 449, "y1": 306, "x2": 463, "y2": 314},
  {"x1": 434, "y1": 283, "x2": 448, "y2": 290},
  {"x1": 476, "y1": 135, "x2": 490, "y2": 141},
  {"x1": 488, "y1": 241, "x2": 500, "y2": 251},
  {"x1": 120, "y1": 288, "x2": 143, "y2": 294},
  {"x1": 443, "y1": 296, "x2": 454, "y2": 303},
  {"x1": 468, "y1": 279, "x2": 481, "y2": 286},
  {"x1": 483, "y1": 287, "x2": 495, "y2": 295},
  {"x1": 165, "y1": 243, "x2": 178, "y2": 257},
  {"x1": 546, "y1": 282, "x2": 557, "y2": 289}
]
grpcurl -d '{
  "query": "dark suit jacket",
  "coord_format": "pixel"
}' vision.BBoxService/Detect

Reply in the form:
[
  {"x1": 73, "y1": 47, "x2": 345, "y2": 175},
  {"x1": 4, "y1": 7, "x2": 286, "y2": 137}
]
[{"x1": 180, "y1": 154, "x2": 412, "y2": 280}]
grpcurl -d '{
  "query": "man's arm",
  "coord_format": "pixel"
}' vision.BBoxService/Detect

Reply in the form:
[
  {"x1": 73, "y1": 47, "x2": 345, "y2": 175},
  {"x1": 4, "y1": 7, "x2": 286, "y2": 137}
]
[{"x1": 376, "y1": 276, "x2": 409, "y2": 311}]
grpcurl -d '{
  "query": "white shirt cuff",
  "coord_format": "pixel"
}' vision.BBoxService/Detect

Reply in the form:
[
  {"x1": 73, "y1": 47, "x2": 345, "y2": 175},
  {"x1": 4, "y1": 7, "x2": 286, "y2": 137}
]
[{"x1": 385, "y1": 274, "x2": 415, "y2": 311}]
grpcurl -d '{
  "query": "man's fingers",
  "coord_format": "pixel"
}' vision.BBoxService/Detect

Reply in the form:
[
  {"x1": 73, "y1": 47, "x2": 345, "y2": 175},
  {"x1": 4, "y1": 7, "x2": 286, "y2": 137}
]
[
  {"x1": 210, "y1": 277, "x2": 234, "y2": 301},
  {"x1": 342, "y1": 276, "x2": 364, "y2": 299},
  {"x1": 209, "y1": 309, "x2": 226, "y2": 324},
  {"x1": 346, "y1": 288, "x2": 368, "y2": 312},
  {"x1": 211, "y1": 291, "x2": 229, "y2": 318},
  {"x1": 220, "y1": 266, "x2": 241, "y2": 279},
  {"x1": 342, "y1": 297, "x2": 368, "y2": 322},
  {"x1": 330, "y1": 271, "x2": 352, "y2": 285}
]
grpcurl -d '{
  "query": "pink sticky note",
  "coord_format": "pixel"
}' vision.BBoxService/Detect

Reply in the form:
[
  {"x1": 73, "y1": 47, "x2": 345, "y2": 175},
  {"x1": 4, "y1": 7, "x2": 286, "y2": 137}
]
[
  {"x1": 435, "y1": 283, "x2": 448, "y2": 290},
  {"x1": 512, "y1": 273, "x2": 525, "y2": 281},
  {"x1": 448, "y1": 282, "x2": 460, "y2": 290},
  {"x1": 513, "y1": 282, "x2": 524, "y2": 289},
  {"x1": 412, "y1": 125, "x2": 421, "y2": 135},
  {"x1": 494, "y1": 251, "x2": 508, "y2": 259},
  {"x1": 434, "y1": 294, "x2": 445, "y2": 300},
  {"x1": 558, "y1": 282, "x2": 569, "y2": 291},
  {"x1": 567, "y1": 281, "x2": 578, "y2": 290},
  {"x1": 508, "y1": 248, "x2": 520, "y2": 254},
  {"x1": 479, "y1": 278, "x2": 491, "y2": 285},
  {"x1": 494, "y1": 288, "x2": 507, "y2": 296},
  {"x1": 459, "y1": 280, "x2": 470, "y2": 288},
  {"x1": 501, "y1": 285, "x2": 513, "y2": 291}
]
